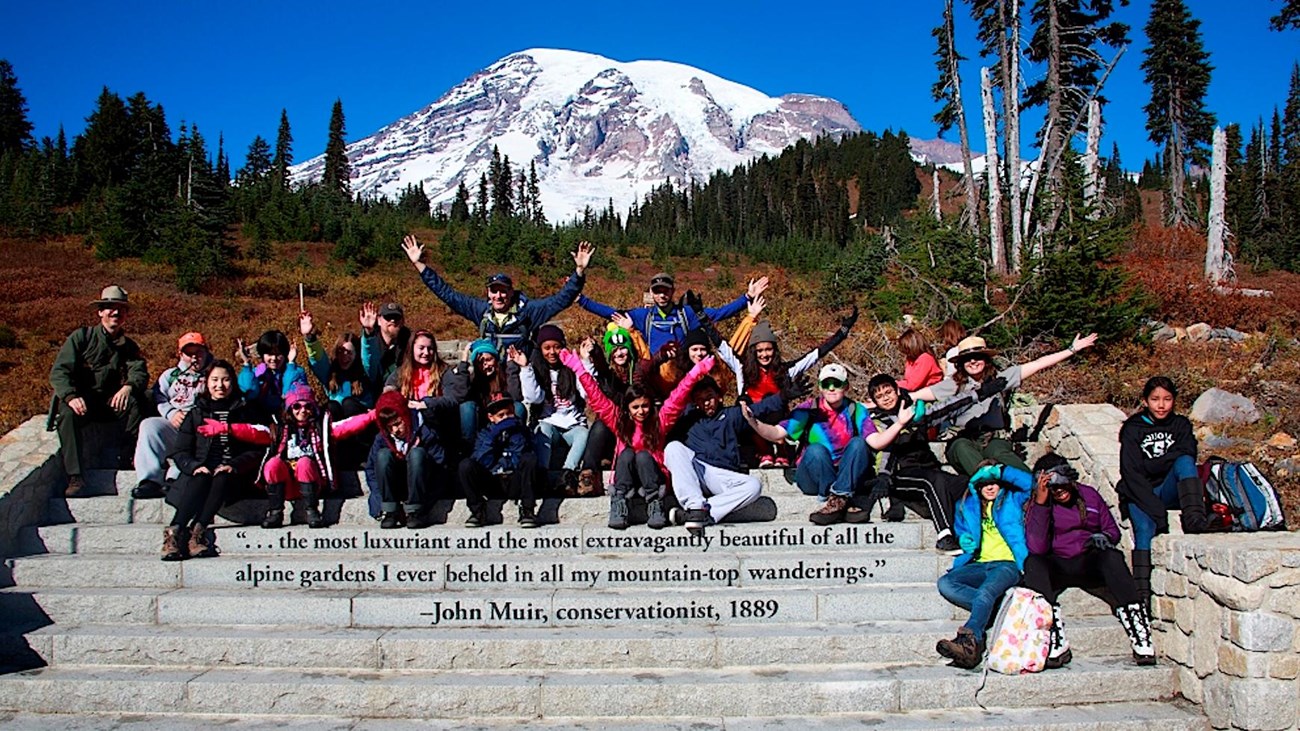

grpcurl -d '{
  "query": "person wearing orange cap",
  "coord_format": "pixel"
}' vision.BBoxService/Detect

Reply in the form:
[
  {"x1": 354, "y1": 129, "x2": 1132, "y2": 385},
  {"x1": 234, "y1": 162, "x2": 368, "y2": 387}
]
[{"x1": 131, "y1": 332, "x2": 213, "y2": 499}]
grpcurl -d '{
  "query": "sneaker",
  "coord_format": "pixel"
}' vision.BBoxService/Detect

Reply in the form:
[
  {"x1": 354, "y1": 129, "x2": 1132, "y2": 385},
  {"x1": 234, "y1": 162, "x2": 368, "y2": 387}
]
[
  {"x1": 936, "y1": 534, "x2": 961, "y2": 554},
  {"x1": 465, "y1": 510, "x2": 485, "y2": 528},
  {"x1": 669, "y1": 507, "x2": 688, "y2": 526},
  {"x1": 608, "y1": 494, "x2": 629, "y2": 530},
  {"x1": 683, "y1": 508, "x2": 711, "y2": 536},
  {"x1": 261, "y1": 509, "x2": 284, "y2": 530},
  {"x1": 810, "y1": 494, "x2": 849, "y2": 526},
  {"x1": 936, "y1": 627, "x2": 984, "y2": 670},
  {"x1": 64, "y1": 475, "x2": 87, "y2": 498},
  {"x1": 131, "y1": 480, "x2": 166, "y2": 499},
  {"x1": 405, "y1": 511, "x2": 432, "y2": 530},
  {"x1": 519, "y1": 505, "x2": 539, "y2": 529},
  {"x1": 380, "y1": 512, "x2": 404, "y2": 529},
  {"x1": 758, "y1": 454, "x2": 777, "y2": 468},
  {"x1": 646, "y1": 498, "x2": 668, "y2": 530},
  {"x1": 773, "y1": 456, "x2": 791, "y2": 467}
]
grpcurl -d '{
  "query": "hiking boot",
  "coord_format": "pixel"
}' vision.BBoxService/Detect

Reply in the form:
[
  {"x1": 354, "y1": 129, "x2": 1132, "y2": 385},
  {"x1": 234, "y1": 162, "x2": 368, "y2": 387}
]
[
  {"x1": 936, "y1": 534, "x2": 961, "y2": 554},
  {"x1": 188, "y1": 524, "x2": 218, "y2": 558},
  {"x1": 131, "y1": 480, "x2": 166, "y2": 499},
  {"x1": 608, "y1": 494, "x2": 630, "y2": 530},
  {"x1": 646, "y1": 498, "x2": 668, "y2": 530},
  {"x1": 1046, "y1": 603, "x2": 1072, "y2": 669},
  {"x1": 684, "y1": 507, "x2": 711, "y2": 537},
  {"x1": 519, "y1": 504, "x2": 539, "y2": 529},
  {"x1": 380, "y1": 511, "x2": 404, "y2": 529},
  {"x1": 302, "y1": 484, "x2": 325, "y2": 529},
  {"x1": 577, "y1": 469, "x2": 599, "y2": 496},
  {"x1": 64, "y1": 475, "x2": 87, "y2": 498},
  {"x1": 465, "y1": 510, "x2": 485, "y2": 528},
  {"x1": 1176, "y1": 477, "x2": 1230, "y2": 534},
  {"x1": 810, "y1": 494, "x2": 849, "y2": 526},
  {"x1": 261, "y1": 509, "x2": 284, "y2": 529},
  {"x1": 936, "y1": 626, "x2": 984, "y2": 669},
  {"x1": 263, "y1": 483, "x2": 285, "y2": 528},
  {"x1": 1116, "y1": 602, "x2": 1157, "y2": 666},
  {"x1": 405, "y1": 508, "x2": 431, "y2": 530},
  {"x1": 161, "y1": 526, "x2": 188, "y2": 562}
]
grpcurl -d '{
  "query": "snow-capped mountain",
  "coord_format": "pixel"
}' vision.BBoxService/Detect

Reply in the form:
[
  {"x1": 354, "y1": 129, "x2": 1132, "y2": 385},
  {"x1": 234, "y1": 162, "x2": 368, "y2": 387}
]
[{"x1": 291, "y1": 49, "x2": 861, "y2": 221}]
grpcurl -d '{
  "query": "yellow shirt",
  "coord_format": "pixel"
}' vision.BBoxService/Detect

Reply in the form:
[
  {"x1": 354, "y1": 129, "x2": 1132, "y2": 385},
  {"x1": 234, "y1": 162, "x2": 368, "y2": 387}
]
[{"x1": 977, "y1": 502, "x2": 1015, "y2": 563}]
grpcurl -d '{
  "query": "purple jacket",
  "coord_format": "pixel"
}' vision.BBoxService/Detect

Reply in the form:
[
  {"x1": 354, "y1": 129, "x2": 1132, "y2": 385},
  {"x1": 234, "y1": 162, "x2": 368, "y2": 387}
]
[{"x1": 1024, "y1": 482, "x2": 1121, "y2": 560}]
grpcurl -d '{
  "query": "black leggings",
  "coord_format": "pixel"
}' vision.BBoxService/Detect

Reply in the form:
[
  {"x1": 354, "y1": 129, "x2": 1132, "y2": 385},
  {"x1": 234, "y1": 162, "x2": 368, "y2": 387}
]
[
  {"x1": 1020, "y1": 549, "x2": 1140, "y2": 608},
  {"x1": 169, "y1": 471, "x2": 243, "y2": 528},
  {"x1": 583, "y1": 420, "x2": 617, "y2": 472}
]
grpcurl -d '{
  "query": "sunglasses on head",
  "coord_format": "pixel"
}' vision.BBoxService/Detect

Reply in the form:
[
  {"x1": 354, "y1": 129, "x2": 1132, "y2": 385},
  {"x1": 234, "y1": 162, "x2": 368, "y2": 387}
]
[{"x1": 819, "y1": 378, "x2": 846, "y2": 390}]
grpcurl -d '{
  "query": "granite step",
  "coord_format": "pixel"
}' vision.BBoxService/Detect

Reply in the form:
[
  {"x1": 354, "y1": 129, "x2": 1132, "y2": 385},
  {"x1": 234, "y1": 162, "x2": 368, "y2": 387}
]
[
  {"x1": 22, "y1": 618, "x2": 1133, "y2": 671},
  {"x1": 0, "y1": 658, "x2": 1176, "y2": 718},
  {"x1": 0, "y1": 703, "x2": 1215, "y2": 730},
  {"x1": 0, "y1": 583, "x2": 1116, "y2": 629},
  {"x1": 23, "y1": 520, "x2": 933, "y2": 556}
]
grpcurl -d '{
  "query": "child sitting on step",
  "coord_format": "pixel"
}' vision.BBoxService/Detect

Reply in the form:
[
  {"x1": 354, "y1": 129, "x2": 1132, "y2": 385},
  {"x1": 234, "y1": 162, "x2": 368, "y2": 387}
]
[
  {"x1": 935, "y1": 463, "x2": 1030, "y2": 669},
  {"x1": 458, "y1": 392, "x2": 541, "y2": 528},
  {"x1": 561, "y1": 345, "x2": 713, "y2": 530},
  {"x1": 258, "y1": 385, "x2": 376, "y2": 529},
  {"x1": 366, "y1": 390, "x2": 459, "y2": 530}
]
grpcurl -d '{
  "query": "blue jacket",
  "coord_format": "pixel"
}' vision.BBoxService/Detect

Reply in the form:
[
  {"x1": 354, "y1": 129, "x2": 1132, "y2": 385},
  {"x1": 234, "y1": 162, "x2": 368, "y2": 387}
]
[
  {"x1": 419, "y1": 268, "x2": 585, "y2": 353},
  {"x1": 237, "y1": 362, "x2": 308, "y2": 418},
  {"x1": 951, "y1": 474, "x2": 1032, "y2": 570},
  {"x1": 363, "y1": 394, "x2": 458, "y2": 517},
  {"x1": 577, "y1": 294, "x2": 749, "y2": 354},
  {"x1": 471, "y1": 416, "x2": 534, "y2": 473},
  {"x1": 670, "y1": 393, "x2": 784, "y2": 472}
]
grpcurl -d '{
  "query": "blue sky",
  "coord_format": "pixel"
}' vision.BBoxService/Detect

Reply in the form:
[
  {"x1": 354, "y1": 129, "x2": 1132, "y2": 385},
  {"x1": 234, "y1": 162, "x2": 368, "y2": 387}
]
[{"x1": 4, "y1": 1, "x2": 1297, "y2": 171}]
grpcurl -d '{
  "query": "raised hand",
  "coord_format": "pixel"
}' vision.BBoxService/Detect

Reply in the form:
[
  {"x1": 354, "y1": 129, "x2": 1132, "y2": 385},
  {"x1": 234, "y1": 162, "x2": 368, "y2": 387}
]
[
  {"x1": 460, "y1": 341, "x2": 471, "y2": 364},
  {"x1": 578, "y1": 336, "x2": 595, "y2": 361},
  {"x1": 401, "y1": 235, "x2": 425, "y2": 267},
  {"x1": 975, "y1": 376, "x2": 1008, "y2": 401},
  {"x1": 656, "y1": 342, "x2": 678, "y2": 365},
  {"x1": 287, "y1": 340, "x2": 298, "y2": 364},
  {"x1": 747, "y1": 276, "x2": 770, "y2": 300},
  {"x1": 610, "y1": 311, "x2": 633, "y2": 330},
  {"x1": 358, "y1": 302, "x2": 378, "y2": 332},
  {"x1": 747, "y1": 294, "x2": 766, "y2": 320},
  {"x1": 298, "y1": 311, "x2": 314, "y2": 338},
  {"x1": 780, "y1": 373, "x2": 813, "y2": 402},
  {"x1": 506, "y1": 345, "x2": 528, "y2": 368},
  {"x1": 572, "y1": 240, "x2": 596, "y2": 274},
  {"x1": 1034, "y1": 473, "x2": 1051, "y2": 506},
  {"x1": 235, "y1": 338, "x2": 250, "y2": 366},
  {"x1": 1071, "y1": 333, "x2": 1098, "y2": 353}
]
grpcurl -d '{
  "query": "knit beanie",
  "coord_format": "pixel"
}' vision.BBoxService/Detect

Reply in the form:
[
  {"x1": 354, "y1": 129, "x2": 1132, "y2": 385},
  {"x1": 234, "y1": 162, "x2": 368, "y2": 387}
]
[
  {"x1": 751, "y1": 321, "x2": 777, "y2": 346},
  {"x1": 683, "y1": 328, "x2": 710, "y2": 350},
  {"x1": 603, "y1": 323, "x2": 633, "y2": 357},
  {"x1": 469, "y1": 338, "x2": 499, "y2": 363},
  {"x1": 536, "y1": 324, "x2": 566, "y2": 347},
  {"x1": 285, "y1": 384, "x2": 316, "y2": 410}
]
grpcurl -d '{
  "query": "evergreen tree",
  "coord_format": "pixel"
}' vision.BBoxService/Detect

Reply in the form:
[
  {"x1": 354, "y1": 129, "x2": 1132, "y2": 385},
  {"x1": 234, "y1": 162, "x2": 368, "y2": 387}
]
[
  {"x1": 450, "y1": 181, "x2": 471, "y2": 223},
  {"x1": 528, "y1": 161, "x2": 546, "y2": 226},
  {"x1": 1142, "y1": 0, "x2": 1215, "y2": 227},
  {"x1": 215, "y1": 133, "x2": 230, "y2": 189},
  {"x1": 272, "y1": 109, "x2": 293, "y2": 191},
  {"x1": 73, "y1": 88, "x2": 134, "y2": 193},
  {"x1": 475, "y1": 173, "x2": 489, "y2": 224},
  {"x1": 0, "y1": 60, "x2": 34, "y2": 158},
  {"x1": 397, "y1": 182, "x2": 430, "y2": 218},
  {"x1": 238, "y1": 136, "x2": 272, "y2": 184},
  {"x1": 1272, "y1": 0, "x2": 1300, "y2": 31},
  {"x1": 321, "y1": 99, "x2": 350, "y2": 197}
]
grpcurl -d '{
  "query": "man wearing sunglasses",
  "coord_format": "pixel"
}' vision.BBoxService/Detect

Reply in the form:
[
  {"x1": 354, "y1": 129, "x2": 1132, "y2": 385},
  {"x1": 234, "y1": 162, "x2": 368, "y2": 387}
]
[
  {"x1": 401, "y1": 235, "x2": 595, "y2": 354},
  {"x1": 575, "y1": 271, "x2": 769, "y2": 355},
  {"x1": 746, "y1": 364, "x2": 914, "y2": 525}
]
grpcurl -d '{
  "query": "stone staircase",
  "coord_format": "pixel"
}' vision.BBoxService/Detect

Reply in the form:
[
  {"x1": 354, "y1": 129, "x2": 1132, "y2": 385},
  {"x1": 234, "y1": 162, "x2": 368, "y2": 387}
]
[{"x1": 0, "y1": 466, "x2": 1207, "y2": 728}]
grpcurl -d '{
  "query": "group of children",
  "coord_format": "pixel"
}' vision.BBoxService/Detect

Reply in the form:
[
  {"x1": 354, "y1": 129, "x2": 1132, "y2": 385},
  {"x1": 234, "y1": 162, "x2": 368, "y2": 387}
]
[{"x1": 55, "y1": 245, "x2": 1216, "y2": 675}]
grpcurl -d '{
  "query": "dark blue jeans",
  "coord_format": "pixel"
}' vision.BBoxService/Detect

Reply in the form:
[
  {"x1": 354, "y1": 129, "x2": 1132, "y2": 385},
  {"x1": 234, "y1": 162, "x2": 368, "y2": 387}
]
[
  {"x1": 1129, "y1": 454, "x2": 1195, "y2": 550},
  {"x1": 936, "y1": 560, "x2": 1021, "y2": 641},
  {"x1": 794, "y1": 438, "x2": 871, "y2": 500}
]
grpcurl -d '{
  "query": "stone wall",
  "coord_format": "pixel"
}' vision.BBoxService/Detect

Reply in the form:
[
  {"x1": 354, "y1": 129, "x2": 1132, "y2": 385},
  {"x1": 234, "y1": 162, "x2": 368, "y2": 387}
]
[
  {"x1": 0, "y1": 417, "x2": 61, "y2": 559},
  {"x1": 1155, "y1": 534, "x2": 1300, "y2": 731}
]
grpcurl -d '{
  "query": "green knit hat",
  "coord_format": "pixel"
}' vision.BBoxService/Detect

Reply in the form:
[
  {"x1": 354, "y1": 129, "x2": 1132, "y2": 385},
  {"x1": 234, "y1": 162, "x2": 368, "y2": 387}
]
[{"x1": 603, "y1": 323, "x2": 633, "y2": 358}]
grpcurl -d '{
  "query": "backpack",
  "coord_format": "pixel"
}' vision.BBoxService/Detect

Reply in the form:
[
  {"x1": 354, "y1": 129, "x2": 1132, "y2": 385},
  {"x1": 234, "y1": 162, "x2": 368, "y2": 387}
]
[
  {"x1": 984, "y1": 587, "x2": 1052, "y2": 675},
  {"x1": 1200, "y1": 458, "x2": 1286, "y2": 532}
]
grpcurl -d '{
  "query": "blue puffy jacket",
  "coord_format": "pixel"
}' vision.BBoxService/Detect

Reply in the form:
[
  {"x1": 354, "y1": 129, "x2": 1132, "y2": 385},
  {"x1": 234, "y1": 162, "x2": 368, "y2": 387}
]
[
  {"x1": 419, "y1": 268, "x2": 585, "y2": 353},
  {"x1": 951, "y1": 474, "x2": 1032, "y2": 570}
]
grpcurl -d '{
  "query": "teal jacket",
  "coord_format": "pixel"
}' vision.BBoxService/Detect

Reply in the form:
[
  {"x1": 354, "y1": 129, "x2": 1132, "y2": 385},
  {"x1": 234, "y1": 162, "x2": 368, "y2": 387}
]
[{"x1": 951, "y1": 474, "x2": 1032, "y2": 570}]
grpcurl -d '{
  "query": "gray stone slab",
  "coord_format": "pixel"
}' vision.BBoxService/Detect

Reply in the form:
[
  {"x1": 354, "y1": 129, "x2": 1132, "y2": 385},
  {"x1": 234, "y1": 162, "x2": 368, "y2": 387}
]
[
  {"x1": 0, "y1": 666, "x2": 196, "y2": 714},
  {"x1": 352, "y1": 592, "x2": 561, "y2": 629},
  {"x1": 548, "y1": 587, "x2": 816, "y2": 627},
  {"x1": 818, "y1": 585, "x2": 955, "y2": 622},
  {"x1": 7, "y1": 554, "x2": 180, "y2": 588},
  {"x1": 157, "y1": 588, "x2": 356, "y2": 627},
  {"x1": 0, "y1": 587, "x2": 162, "y2": 626},
  {"x1": 894, "y1": 657, "x2": 1176, "y2": 710},
  {"x1": 44, "y1": 625, "x2": 383, "y2": 669}
]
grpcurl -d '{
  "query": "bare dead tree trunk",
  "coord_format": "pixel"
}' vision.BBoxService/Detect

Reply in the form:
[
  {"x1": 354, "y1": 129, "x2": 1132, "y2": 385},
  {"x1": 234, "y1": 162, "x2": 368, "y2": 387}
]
[
  {"x1": 1083, "y1": 100, "x2": 1102, "y2": 217},
  {"x1": 1206, "y1": 126, "x2": 1229, "y2": 283},
  {"x1": 932, "y1": 168, "x2": 942, "y2": 220},
  {"x1": 981, "y1": 67, "x2": 1006, "y2": 276},
  {"x1": 1003, "y1": 0, "x2": 1024, "y2": 273},
  {"x1": 943, "y1": 0, "x2": 980, "y2": 234}
]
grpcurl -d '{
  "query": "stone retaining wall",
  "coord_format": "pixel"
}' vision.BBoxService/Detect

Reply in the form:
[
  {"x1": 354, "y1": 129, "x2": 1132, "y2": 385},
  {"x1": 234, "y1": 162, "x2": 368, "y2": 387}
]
[
  {"x1": 1155, "y1": 534, "x2": 1300, "y2": 731},
  {"x1": 0, "y1": 417, "x2": 61, "y2": 559}
]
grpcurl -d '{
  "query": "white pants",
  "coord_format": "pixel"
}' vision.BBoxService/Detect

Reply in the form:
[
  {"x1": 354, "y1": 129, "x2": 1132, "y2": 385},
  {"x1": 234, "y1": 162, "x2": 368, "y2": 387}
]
[
  {"x1": 663, "y1": 441, "x2": 761, "y2": 523},
  {"x1": 134, "y1": 416, "x2": 181, "y2": 483}
]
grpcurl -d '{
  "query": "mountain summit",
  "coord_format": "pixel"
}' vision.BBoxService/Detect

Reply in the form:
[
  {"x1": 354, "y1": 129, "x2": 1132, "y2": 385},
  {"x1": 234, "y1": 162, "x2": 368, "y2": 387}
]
[{"x1": 292, "y1": 49, "x2": 861, "y2": 221}]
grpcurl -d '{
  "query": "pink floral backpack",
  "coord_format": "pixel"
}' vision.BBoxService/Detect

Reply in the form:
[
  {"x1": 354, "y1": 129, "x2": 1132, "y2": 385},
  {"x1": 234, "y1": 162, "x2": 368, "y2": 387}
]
[{"x1": 984, "y1": 587, "x2": 1052, "y2": 675}]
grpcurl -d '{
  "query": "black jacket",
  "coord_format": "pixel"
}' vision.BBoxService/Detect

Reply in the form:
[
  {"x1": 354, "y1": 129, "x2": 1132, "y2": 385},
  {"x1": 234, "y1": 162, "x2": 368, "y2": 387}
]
[
  {"x1": 170, "y1": 396, "x2": 267, "y2": 476},
  {"x1": 1117, "y1": 410, "x2": 1197, "y2": 534}
]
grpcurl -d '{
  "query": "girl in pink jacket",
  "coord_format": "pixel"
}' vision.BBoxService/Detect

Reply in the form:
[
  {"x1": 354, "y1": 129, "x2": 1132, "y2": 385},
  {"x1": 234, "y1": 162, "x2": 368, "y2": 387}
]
[{"x1": 560, "y1": 347, "x2": 713, "y2": 531}]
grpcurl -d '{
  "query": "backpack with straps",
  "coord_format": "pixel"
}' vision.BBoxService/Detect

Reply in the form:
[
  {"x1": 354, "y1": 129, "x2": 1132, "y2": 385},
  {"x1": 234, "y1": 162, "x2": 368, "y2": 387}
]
[{"x1": 984, "y1": 586, "x2": 1052, "y2": 675}]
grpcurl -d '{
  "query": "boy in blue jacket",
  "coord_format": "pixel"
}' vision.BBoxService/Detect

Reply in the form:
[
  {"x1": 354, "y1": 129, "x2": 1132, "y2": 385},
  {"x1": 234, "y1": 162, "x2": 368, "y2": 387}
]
[
  {"x1": 457, "y1": 392, "x2": 540, "y2": 528},
  {"x1": 366, "y1": 391, "x2": 457, "y2": 530},
  {"x1": 935, "y1": 463, "x2": 1031, "y2": 669}
]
